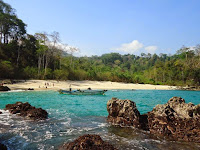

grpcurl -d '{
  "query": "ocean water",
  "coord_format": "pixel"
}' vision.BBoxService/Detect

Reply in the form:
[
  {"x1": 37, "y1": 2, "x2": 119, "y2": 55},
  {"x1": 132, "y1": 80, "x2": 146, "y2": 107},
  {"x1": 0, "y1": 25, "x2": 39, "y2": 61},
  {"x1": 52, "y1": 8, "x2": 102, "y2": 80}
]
[{"x1": 0, "y1": 90, "x2": 200, "y2": 150}]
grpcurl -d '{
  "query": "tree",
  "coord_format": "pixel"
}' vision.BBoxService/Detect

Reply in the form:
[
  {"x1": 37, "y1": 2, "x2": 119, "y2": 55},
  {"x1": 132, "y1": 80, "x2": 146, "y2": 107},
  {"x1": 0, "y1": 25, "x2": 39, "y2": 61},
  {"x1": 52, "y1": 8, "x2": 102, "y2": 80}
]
[
  {"x1": 68, "y1": 46, "x2": 79, "y2": 70},
  {"x1": 0, "y1": 0, "x2": 26, "y2": 44}
]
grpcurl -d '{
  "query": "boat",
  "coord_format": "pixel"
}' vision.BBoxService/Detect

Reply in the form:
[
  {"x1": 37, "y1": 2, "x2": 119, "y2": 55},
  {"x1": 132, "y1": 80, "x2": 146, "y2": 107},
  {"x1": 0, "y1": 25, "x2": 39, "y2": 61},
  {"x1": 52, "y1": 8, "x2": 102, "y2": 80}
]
[{"x1": 58, "y1": 89, "x2": 107, "y2": 95}]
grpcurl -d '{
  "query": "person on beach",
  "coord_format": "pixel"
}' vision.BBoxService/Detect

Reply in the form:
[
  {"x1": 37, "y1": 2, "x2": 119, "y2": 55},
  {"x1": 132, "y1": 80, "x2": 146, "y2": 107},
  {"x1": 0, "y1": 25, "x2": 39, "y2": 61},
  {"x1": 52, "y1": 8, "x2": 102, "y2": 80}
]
[{"x1": 69, "y1": 84, "x2": 72, "y2": 91}]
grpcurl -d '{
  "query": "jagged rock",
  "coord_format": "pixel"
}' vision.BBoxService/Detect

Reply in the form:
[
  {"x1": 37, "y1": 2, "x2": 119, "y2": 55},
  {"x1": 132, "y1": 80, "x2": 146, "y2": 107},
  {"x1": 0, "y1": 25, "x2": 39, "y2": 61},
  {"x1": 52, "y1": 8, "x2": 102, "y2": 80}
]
[
  {"x1": 148, "y1": 97, "x2": 200, "y2": 142},
  {"x1": 0, "y1": 143, "x2": 7, "y2": 150},
  {"x1": 107, "y1": 98, "x2": 140, "y2": 128},
  {"x1": 0, "y1": 86, "x2": 10, "y2": 91},
  {"x1": 59, "y1": 134, "x2": 117, "y2": 150},
  {"x1": 107, "y1": 97, "x2": 200, "y2": 142},
  {"x1": 5, "y1": 102, "x2": 48, "y2": 120}
]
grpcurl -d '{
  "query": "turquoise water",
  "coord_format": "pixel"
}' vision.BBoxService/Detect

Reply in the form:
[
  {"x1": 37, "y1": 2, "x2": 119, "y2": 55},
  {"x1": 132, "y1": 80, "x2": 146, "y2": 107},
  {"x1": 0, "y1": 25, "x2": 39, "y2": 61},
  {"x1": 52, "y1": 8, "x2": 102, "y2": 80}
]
[{"x1": 0, "y1": 90, "x2": 200, "y2": 150}]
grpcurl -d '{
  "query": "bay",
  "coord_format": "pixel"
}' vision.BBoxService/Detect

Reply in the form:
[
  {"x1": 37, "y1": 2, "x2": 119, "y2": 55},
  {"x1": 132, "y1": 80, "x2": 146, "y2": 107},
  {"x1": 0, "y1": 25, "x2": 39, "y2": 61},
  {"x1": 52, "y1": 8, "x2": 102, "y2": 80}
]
[{"x1": 0, "y1": 90, "x2": 200, "y2": 150}]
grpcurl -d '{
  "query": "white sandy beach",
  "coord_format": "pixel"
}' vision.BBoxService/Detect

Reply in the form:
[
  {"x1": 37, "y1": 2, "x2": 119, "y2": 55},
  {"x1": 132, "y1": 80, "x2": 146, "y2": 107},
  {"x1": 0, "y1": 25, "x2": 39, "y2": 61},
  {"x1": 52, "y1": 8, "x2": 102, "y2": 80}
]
[{"x1": 5, "y1": 80, "x2": 176, "y2": 91}]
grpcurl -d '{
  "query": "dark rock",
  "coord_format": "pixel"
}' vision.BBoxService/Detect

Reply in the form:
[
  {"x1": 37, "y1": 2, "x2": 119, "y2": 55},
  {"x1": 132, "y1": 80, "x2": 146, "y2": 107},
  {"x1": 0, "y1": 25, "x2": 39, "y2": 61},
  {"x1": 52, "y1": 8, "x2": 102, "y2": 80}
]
[
  {"x1": 139, "y1": 114, "x2": 149, "y2": 130},
  {"x1": 107, "y1": 98, "x2": 141, "y2": 128},
  {"x1": 0, "y1": 86, "x2": 10, "y2": 91},
  {"x1": 148, "y1": 97, "x2": 200, "y2": 142},
  {"x1": 5, "y1": 102, "x2": 48, "y2": 120},
  {"x1": 59, "y1": 134, "x2": 117, "y2": 150},
  {"x1": 0, "y1": 111, "x2": 2, "y2": 114},
  {"x1": 28, "y1": 88, "x2": 34, "y2": 90},
  {"x1": 177, "y1": 86, "x2": 200, "y2": 91},
  {"x1": 0, "y1": 143, "x2": 7, "y2": 150}
]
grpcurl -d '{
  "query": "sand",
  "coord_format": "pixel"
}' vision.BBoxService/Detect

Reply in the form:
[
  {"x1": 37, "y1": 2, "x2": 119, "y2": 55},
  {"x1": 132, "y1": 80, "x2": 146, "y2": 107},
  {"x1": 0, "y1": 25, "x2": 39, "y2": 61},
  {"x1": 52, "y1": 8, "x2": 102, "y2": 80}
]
[{"x1": 5, "y1": 80, "x2": 176, "y2": 91}]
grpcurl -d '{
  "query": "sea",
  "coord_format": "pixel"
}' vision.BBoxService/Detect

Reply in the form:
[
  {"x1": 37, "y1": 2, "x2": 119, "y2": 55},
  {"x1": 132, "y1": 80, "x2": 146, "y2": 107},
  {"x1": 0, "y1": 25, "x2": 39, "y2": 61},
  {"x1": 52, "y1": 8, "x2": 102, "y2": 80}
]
[{"x1": 0, "y1": 90, "x2": 200, "y2": 150}]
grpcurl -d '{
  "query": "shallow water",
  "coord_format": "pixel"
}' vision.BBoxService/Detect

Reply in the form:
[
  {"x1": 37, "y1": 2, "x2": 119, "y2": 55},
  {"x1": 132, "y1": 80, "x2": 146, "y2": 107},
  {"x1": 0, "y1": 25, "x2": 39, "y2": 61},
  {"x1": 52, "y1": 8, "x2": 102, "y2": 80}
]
[{"x1": 0, "y1": 90, "x2": 200, "y2": 150}]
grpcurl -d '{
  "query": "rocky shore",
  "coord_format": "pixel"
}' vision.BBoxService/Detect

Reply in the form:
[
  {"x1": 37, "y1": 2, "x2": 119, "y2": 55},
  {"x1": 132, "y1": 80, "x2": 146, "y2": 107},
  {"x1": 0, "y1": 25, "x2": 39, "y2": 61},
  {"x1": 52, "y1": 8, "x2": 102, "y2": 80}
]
[
  {"x1": 5, "y1": 102, "x2": 48, "y2": 120},
  {"x1": 107, "y1": 97, "x2": 200, "y2": 142},
  {"x1": 59, "y1": 134, "x2": 117, "y2": 150},
  {"x1": 107, "y1": 98, "x2": 141, "y2": 128},
  {"x1": 177, "y1": 86, "x2": 200, "y2": 91},
  {"x1": 0, "y1": 86, "x2": 10, "y2": 91}
]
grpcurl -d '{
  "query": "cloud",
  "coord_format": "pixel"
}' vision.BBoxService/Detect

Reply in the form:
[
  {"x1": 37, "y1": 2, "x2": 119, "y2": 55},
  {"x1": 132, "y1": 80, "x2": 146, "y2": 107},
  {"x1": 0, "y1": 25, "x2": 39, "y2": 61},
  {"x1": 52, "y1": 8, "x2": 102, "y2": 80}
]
[
  {"x1": 145, "y1": 46, "x2": 158, "y2": 54},
  {"x1": 113, "y1": 40, "x2": 143, "y2": 53}
]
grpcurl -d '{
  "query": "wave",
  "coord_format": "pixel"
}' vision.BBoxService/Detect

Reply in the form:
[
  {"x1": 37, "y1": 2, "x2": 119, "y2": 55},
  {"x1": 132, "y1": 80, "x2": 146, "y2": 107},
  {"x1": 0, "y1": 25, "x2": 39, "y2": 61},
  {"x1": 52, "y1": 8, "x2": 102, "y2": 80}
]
[{"x1": 8, "y1": 89, "x2": 27, "y2": 92}]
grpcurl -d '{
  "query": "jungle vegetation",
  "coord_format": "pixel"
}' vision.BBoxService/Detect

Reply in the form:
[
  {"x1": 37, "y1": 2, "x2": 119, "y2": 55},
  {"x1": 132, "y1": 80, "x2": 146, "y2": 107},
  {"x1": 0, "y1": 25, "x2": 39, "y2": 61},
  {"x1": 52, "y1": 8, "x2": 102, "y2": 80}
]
[{"x1": 0, "y1": 0, "x2": 200, "y2": 86}]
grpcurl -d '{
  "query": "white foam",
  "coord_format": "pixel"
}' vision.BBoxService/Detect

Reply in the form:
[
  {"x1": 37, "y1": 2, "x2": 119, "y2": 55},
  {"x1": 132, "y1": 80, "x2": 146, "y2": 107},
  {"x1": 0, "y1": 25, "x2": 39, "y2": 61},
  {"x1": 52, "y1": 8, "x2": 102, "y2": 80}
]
[
  {"x1": 0, "y1": 110, "x2": 12, "y2": 126},
  {"x1": 45, "y1": 131, "x2": 53, "y2": 139},
  {"x1": 8, "y1": 89, "x2": 26, "y2": 92},
  {"x1": 97, "y1": 123, "x2": 107, "y2": 127}
]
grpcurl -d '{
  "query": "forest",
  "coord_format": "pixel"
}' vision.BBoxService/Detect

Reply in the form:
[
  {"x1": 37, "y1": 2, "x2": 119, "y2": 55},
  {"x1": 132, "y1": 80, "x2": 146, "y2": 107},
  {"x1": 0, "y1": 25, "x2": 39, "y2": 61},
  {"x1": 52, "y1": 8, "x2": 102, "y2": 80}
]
[{"x1": 0, "y1": 0, "x2": 200, "y2": 86}]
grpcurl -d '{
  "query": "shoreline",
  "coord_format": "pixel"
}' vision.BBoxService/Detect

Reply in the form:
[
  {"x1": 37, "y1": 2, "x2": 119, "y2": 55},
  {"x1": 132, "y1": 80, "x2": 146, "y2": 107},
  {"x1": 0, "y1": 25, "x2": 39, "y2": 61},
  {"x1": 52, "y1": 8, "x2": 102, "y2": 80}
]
[{"x1": 4, "y1": 80, "x2": 177, "y2": 91}]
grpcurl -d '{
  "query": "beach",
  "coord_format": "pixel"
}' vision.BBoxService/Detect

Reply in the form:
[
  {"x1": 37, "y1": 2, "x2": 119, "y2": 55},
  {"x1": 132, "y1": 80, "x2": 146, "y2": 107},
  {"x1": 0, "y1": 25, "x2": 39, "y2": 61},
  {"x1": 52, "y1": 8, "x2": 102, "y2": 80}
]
[{"x1": 5, "y1": 80, "x2": 176, "y2": 91}]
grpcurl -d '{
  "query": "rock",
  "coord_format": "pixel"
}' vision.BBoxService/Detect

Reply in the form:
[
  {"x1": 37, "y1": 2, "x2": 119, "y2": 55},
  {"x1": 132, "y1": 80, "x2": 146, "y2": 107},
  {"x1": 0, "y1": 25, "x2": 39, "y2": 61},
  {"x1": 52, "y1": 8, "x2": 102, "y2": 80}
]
[
  {"x1": 59, "y1": 134, "x2": 117, "y2": 150},
  {"x1": 0, "y1": 111, "x2": 2, "y2": 114},
  {"x1": 107, "y1": 98, "x2": 141, "y2": 128},
  {"x1": 0, "y1": 143, "x2": 7, "y2": 150},
  {"x1": 0, "y1": 86, "x2": 10, "y2": 91},
  {"x1": 148, "y1": 97, "x2": 200, "y2": 142},
  {"x1": 28, "y1": 88, "x2": 34, "y2": 90},
  {"x1": 5, "y1": 102, "x2": 48, "y2": 120},
  {"x1": 107, "y1": 97, "x2": 200, "y2": 143}
]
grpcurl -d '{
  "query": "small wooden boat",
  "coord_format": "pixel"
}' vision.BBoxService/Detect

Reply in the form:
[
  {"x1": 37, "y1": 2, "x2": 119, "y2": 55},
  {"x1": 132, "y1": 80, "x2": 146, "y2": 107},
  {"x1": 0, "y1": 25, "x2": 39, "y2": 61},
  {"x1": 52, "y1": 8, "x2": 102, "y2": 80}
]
[{"x1": 58, "y1": 89, "x2": 107, "y2": 95}]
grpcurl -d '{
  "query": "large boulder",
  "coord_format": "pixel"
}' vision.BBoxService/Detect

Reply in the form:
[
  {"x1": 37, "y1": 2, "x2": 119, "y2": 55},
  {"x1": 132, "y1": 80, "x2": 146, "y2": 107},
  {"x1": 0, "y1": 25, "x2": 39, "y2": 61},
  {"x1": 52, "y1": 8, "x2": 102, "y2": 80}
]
[
  {"x1": 148, "y1": 97, "x2": 200, "y2": 142},
  {"x1": 59, "y1": 134, "x2": 117, "y2": 150},
  {"x1": 107, "y1": 97, "x2": 200, "y2": 143},
  {"x1": 0, "y1": 86, "x2": 10, "y2": 91},
  {"x1": 107, "y1": 98, "x2": 141, "y2": 128},
  {"x1": 5, "y1": 102, "x2": 48, "y2": 120},
  {"x1": 0, "y1": 143, "x2": 7, "y2": 150}
]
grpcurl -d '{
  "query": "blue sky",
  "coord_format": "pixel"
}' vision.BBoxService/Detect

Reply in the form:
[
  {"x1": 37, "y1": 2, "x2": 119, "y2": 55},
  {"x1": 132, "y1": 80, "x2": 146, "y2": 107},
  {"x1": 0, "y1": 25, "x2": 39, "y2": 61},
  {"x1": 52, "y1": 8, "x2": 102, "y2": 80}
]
[{"x1": 4, "y1": 0, "x2": 200, "y2": 56}]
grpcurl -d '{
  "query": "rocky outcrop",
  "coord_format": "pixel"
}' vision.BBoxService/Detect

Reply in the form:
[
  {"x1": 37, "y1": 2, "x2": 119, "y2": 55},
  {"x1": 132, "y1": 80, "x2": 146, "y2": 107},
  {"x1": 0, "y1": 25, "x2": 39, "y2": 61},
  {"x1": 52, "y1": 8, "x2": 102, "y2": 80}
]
[
  {"x1": 5, "y1": 102, "x2": 48, "y2": 120},
  {"x1": 148, "y1": 97, "x2": 200, "y2": 142},
  {"x1": 0, "y1": 86, "x2": 10, "y2": 91},
  {"x1": 0, "y1": 143, "x2": 7, "y2": 150},
  {"x1": 59, "y1": 134, "x2": 117, "y2": 150},
  {"x1": 177, "y1": 86, "x2": 200, "y2": 91},
  {"x1": 107, "y1": 97, "x2": 200, "y2": 142},
  {"x1": 107, "y1": 97, "x2": 141, "y2": 128}
]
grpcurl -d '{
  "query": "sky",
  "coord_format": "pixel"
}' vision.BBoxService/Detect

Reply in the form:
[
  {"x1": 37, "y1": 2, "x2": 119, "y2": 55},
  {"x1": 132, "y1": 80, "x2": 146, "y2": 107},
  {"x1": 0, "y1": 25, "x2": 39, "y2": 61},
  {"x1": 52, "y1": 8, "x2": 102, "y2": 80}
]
[{"x1": 4, "y1": 0, "x2": 200, "y2": 56}]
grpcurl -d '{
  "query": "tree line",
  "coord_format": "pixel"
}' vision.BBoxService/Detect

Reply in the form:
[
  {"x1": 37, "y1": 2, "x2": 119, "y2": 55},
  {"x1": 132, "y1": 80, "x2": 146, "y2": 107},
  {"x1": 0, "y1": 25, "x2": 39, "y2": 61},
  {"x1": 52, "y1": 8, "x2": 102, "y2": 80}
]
[{"x1": 0, "y1": 0, "x2": 199, "y2": 86}]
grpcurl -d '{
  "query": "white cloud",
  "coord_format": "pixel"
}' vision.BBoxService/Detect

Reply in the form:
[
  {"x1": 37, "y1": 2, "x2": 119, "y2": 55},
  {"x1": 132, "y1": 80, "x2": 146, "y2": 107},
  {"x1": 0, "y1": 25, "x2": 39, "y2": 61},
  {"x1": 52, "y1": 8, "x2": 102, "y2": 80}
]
[
  {"x1": 145, "y1": 46, "x2": 158, "y2": 54},
  {"x1": 113, "y1": 40, "x2": 143, "y2": 53}
]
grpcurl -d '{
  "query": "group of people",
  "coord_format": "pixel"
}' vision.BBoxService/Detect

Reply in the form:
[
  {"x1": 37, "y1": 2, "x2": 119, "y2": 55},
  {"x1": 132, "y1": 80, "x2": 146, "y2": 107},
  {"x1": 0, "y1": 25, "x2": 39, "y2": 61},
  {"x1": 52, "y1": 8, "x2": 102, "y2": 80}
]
[{"x1": 38, "y1": 82, "x2": 55, "y2": 89}]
